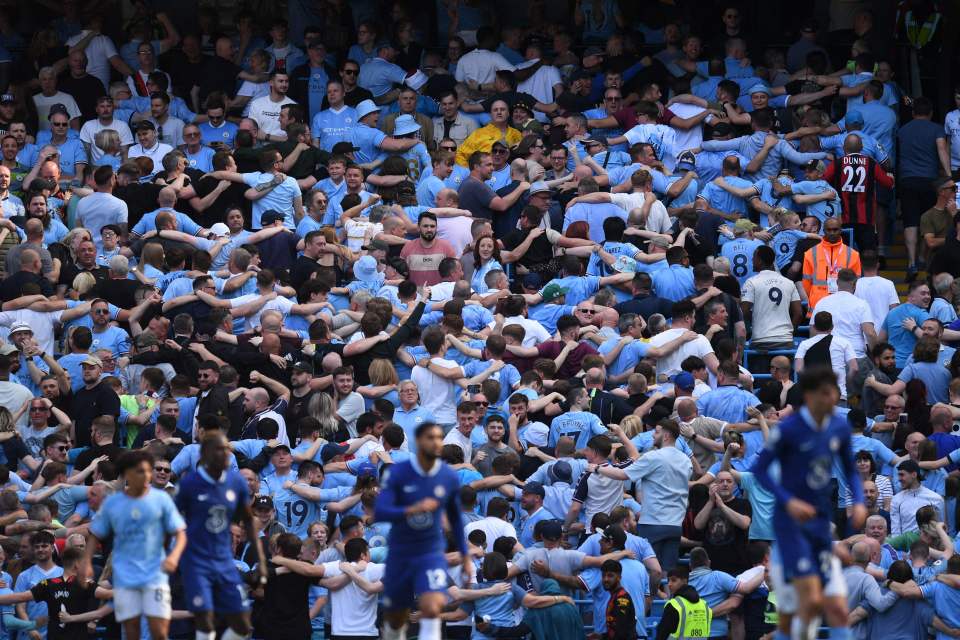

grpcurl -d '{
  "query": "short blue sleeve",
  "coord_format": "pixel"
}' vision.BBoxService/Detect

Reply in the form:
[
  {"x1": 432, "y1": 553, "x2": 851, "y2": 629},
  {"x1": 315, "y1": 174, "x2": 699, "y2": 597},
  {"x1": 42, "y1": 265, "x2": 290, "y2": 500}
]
[
  {"x1": 161, "y1": 492, "x2": 186, "y2": 533},
  {"x1": 717, "y1": 570, "x2": 739, "y2": 594}
]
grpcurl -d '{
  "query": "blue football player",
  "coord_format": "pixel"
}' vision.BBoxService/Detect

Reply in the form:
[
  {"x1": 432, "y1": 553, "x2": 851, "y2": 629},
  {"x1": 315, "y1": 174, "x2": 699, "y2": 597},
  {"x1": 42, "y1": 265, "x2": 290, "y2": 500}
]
[
  {"x1": 375, "y1": 421, "x2": 467, "y2": 640},
  {"x1": 752, "y1": 368, "x2": 867, "y2": 640},
  {"x1": 176, "y1": 433, "x2": 268, "y2": 640},
  {"x1": 82, "y1": 450, "x2": 187, "y2": 640}
]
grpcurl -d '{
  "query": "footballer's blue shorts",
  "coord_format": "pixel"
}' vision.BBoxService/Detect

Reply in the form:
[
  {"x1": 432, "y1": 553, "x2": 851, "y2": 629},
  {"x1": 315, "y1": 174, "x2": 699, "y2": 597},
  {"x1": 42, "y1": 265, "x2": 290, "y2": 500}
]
[
  {"x1": 383, "y1": 550, "x2": 448, "y2": 610},
  {"x1": 773, "y1": 514, "x2": 834, "y2": 582},
  {"x1": 182, "y1": 562, "x2": 250, "y2": 614}
]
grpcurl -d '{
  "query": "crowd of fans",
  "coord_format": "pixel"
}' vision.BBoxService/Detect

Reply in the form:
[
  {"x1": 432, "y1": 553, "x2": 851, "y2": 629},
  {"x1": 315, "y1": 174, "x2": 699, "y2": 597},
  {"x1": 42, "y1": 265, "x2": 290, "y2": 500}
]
[{"x1": 0, "y1": 0, "x2": 955, "y2": 639}]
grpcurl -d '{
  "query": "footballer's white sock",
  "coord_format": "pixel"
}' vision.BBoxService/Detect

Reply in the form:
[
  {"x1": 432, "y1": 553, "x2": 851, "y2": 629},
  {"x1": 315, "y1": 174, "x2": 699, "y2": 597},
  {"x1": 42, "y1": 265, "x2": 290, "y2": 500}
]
[
  {"x1": 222, "y1": 629, "x2": 250, "y2": 640},
  {"x1": 792, "y1": 616, "x2": 822, "y2": 640},
  {"x1": 418, "y1": 618, "x2": 441, "y2": 640},
  {"x1": 381, "y1": 622, "x2": 407, "y2": 640},
  {"x1": 195, "y1": 632, "x2": 215, "y2": 640}
]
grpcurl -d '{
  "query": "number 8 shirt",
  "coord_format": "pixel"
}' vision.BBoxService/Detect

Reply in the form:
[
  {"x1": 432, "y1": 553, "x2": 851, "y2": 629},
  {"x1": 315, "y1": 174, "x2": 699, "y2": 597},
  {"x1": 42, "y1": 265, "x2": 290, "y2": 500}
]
[{"x1": 741, "y1": 269, "x2": 801, "y2": 346}]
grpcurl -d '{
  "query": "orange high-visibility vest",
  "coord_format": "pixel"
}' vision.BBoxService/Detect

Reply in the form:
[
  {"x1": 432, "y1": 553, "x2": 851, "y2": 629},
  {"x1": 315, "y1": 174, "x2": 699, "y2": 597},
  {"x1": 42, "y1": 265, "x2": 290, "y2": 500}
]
[{"x1": 802, "y1": 240, "x2": 861, "y2": 311}]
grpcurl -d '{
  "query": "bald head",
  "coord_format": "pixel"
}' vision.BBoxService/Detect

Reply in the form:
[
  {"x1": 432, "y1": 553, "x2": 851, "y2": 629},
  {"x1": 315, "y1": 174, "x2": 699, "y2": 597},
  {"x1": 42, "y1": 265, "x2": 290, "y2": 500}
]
[
  {"x1": 770, "y1": 355, "x2": 790, "y2": 371},
  {"x1": 585, "y1": 367, "x2": 605, "y2": 386},
  {"x1": 24, "y1": 218, "x2": 44, "y2": 240},
  {"x1": 676, "y1": 398, "x2": 698, "y2": 421},
  {"x1": 19, "y1": 248, "x2": 40, "y2": 272},
  {"x1": 158, "y1": 186, "x2": 177, "y2": 208},
  {"x1": 851, "y1": 540, "x2": 873, "y2": 565},
  {"x1": 247, "y1": 387, "x2": 269, "y2": 407},
  {"x1": 843, "y1": 133, "x2": 863, "y2": 155}
]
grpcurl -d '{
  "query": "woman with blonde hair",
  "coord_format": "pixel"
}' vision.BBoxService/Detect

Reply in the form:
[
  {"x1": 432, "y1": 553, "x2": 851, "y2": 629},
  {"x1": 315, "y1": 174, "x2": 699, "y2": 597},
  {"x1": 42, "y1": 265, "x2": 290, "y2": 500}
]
[
  {"x1": 93, "y1": 129, "x2": 122, "y2": 170},
  {"x1": 62, "y1": 227, "x2": 93, "y2": 260},
  {"x1": 69, "y1": 272, "x2": 97, "y2": 300},
  {"x1": 135, "y1": 242, "x2": 166, "y2": 284},
  {"x1": 307, "y1": 392, "x2": 350, "y2": 442},
  {"x1": 358, "y1": 359, "x2": 400, "y2": 408}
]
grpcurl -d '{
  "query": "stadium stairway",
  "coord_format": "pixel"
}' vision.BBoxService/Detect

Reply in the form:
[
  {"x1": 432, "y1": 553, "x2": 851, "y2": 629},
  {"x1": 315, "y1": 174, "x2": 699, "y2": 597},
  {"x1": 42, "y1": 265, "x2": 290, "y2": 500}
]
[{"x1": 880, "y1": 231, "x2": 915, "y2": 301}]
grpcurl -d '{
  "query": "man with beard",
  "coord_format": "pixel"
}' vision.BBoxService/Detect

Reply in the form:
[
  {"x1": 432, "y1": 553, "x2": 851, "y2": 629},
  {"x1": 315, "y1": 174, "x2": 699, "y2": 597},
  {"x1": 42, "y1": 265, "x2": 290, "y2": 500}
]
[
  {"x1": 400, "y1": 212, "x2": 457, "y2": 286},
  {"x1": 192, "y1": 360, "x2": 230, "y2": 436},
  {"x1": 72, "y1": 355, "x2": 120, "y2": 447},
  {"x1": 693, "y1": 471, "x2": 752, "y2": 576}
]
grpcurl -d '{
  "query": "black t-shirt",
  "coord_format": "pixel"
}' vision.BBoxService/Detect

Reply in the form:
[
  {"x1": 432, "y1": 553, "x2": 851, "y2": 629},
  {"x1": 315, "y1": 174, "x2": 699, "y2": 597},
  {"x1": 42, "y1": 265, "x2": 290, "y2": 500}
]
[
  {"x1": 74, "y1": 443, "x2": 124, "y2": 481},
  {"x1": 270, "y1": 142, "x2": 322, "y2": 180},
  {"x1": 91, "y1": 278, "x2": 140, "y2": 310},
  {"x1": 290, "y1": 255, "x2": 323, "y2": 291},
  {"x1": 256, "y1": 232, "x2": 299, "y2": 273},
  {"x1": 0, "y1": 271, "x2": 53, "y2": 301},
  {"x1": 189, "y1": 176, "x2": 249, "y2": 228},
  {"x1": 199, "y1": 56, "x2": 242, "y2": 103},
  {"x1": 30, "y1": 576, "x2": 99, "y2": 640},
  {"x1": 58, "y1": 264, "x2": 108, "y2": 290},
  {"x1": 72, "y1": 383, "x2": 121, "y2": 447},
  {"x1": 113, "y1": 183, "x2": 164, "y2": 230},
  {"x1": 57, "y1": 73, "x2": 105, "y2": 121},
  {"x1": 701, "y1": 496, "x2": 753, "y2": 575},
  {"x1": 256, "y1": 564, "x2": 318, "y2": 639},
  {"x1": 0, "y1": 436, "x2": 30, "y2": 471},
  {"x1": 286, "y1": 389, "x2": 318, "y2": 441},
  {"x1": 335, "y1": 86, "x2": 374, "y2": 109},
  {"x1": 503, "y1": 228, "x2": 553, "y2": 268}
]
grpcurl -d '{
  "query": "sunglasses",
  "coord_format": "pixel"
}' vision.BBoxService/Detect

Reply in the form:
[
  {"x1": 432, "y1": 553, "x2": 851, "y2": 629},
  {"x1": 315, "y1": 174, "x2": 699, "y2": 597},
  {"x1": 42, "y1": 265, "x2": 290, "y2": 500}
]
[
  {"x1": 51, "y1": 122, "x2": 68, "y2": 127},
  {"x1": 55, "y1": 445, "x2": 69, "y2": 452},
  {"x1": 154, "y1": 466, "x2": 171, "y2": 473},
  {"x1": 29, "y1": 406, "x2": 48, "y2": 412},
  {"x1": 342, "y1": 69, "x2": 358, "y2": 75},
  {"x1": 440, "y1": 145, "x2": 456, "y2": 151}
]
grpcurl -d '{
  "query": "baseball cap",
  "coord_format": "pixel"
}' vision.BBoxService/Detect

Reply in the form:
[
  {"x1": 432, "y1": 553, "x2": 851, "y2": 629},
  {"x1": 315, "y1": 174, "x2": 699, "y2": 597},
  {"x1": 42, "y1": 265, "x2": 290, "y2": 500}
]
[
  {"x1": 8, "y1": 321, "x2": 31, "y2": 335},
  {"x1": 522, "y1": 481, "x2": 546, "y2": 497},
  {"x1": 541, "y1": 283, "x2": 568, "y2": 303},
  {"x1": 270, "y1": 444, "x2": 292, "y2": 455},
  {"x1": 845, "y1": 110, "x2": 864, "y2": 127},
  {"x1": 404, "y1": 69, "x2": 428, "y2": 91},
  {"x1": 522, "y1": 273, "x2": 543, "y2": 290},
  {"x1": 582, "y1": 135, "x2": 607, "y2": 147},
  {"x1": 0, "y1": 343, "x2": 17, "y2": 356},
  {"x1": 261, "y1": 210, "x2": 285, "y2": 225},
  {"x1": 673, "y1": 371, "x2": 695, "y2": 391},
  {"x1": 292, "y1": 361, "x2": 314, "y2": 374},
  {"x1": 331, "y1": 141, "x2": 360, "y2": 154},
  {"x1": 734, "y1": 219, "x2": 757, "y2": 233},
  {"x1": 209, "y1": 222, "x2": 230, "y2": 237},
  {"x1": 748, "y1": 84, "x2": 771, "y2": 96},
  {"x1": 252, "y1": 495, "x2": 274, "y2": 510},
  {"x1": 676, "y1": 150, "x2": 696, "y2": 171},
  {"x1": 540, "y1": 520, "x2": 564, "y2": 540},
  {"x1": 804, "y1": 159, "x2": 826, "y2": 173},
  {"x1": 135, "y1": 332, "x2": 159, "y2": 348},
  {"x1": 47, "y1": 103, "x2": 70, "y2": 120},
  {"x1": 528, "y1": 181, "x2": 550, "y2": 196},
  {"x1": 81, "y1": 355, "x2": 103, "y2": 367},
  {"x1": 601, "y1": 525, "x2": 627, "y2": 549},
  {"x1": 320, "y1": 442, "x2": 350, "y2": 463},
  {"x1": 355, "y1": 99, "x2": 379, "y2": 120},
  {"x1": 0, "y1": 94, "x2": 13, "y2": 104},
  {"x1": 355, "y1": 461, "x2": 378, "y2": 479},
  {"x1": 548, "y1": 461, "x2": 573, "y2": 484}
]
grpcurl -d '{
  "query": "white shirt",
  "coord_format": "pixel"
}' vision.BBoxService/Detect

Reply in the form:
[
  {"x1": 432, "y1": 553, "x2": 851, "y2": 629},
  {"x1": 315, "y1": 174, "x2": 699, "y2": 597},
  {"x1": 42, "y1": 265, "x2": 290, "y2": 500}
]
[
  {"x1": 464, "y1": 516, "x2": 518, "y2": 551},
  {"x1": 517, "y1": 61, "x2": 560, "y2": 107},
  {"x1": 665, "y1": 102, "x2": 706, "y2": 152},
  {"x1": 80, "y1": 118, "x2": 134, "y2": 163},
  {"x1": 488, "y1": 315, "x2": 551, "y2": 347},
  {"x1": 33, "y1": 92, "x2": 81, "y2": 130},
  {"x1": 742, "y1": 270, "x2": 801, "y2": 345},
  {"x1": 0, "y1": 381, "x2": 32, "y2": 428},
  {"x1": 854, "y1": 276, "x2": 899, "y2": 333},
  {"x1": 411, "y1": 358, "x2": 462, "y2": 425},
  {"x1": 609, "y1": 192, "x2": 671, "y2": 234},
  {"x1": 128, "y1": 141, "x2": 174, "y2": 175},
  {"x1": 229, "y1": 294, "x2": 296, "y2": 332},
  {"x1": 795, "y1": 333, "x2": 856, "y2": 398},
  {"x1": 649, "y1": 328, "x2": 714, "y2": 377},
  {"x1": 429, "y1": 280, "x2": 456, "y2": 301},
  {"x1": 813, "y1": 291, "x2": 874, "y2": 358},
  {"x1": 438, "y1": 216, "x2": 475, "y2": 256},
  {"x1": 247, "y1": 94, "x2": 297, "y2": 137},
  {"x1": 321, "y1": 561, "x2": 384, "y2": 636},
  {"x1": 442, "y1": 428, "x2": 473, "y2": 461},
  {"x1": 947, "y1": 109, "x2": 960, "y2": 170},
  {"x1": 0, "y1": 309, "x2": 62, "y2": 355},
  {"x1": 65, "y1": 32, "x2": 119, "y2": 89},
  {"x1": 454, "y1": 49, "x2": 515, "y2": 85},
  {"x1": 890, "y1": 485, "x2": 945, "y2": 535}
]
